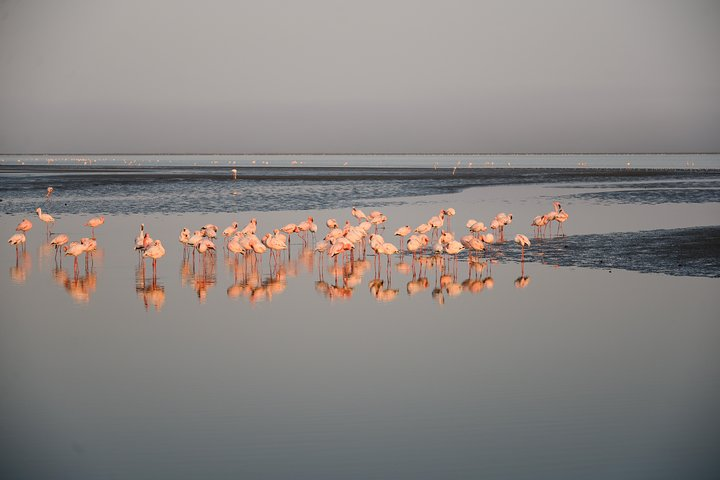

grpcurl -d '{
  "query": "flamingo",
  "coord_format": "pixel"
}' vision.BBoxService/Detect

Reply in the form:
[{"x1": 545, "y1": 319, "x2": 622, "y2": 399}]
[
  {"x1": 394, "y1": 225, "x2": 411, "y2": 252},
  {"x1": 469, "y1": 221, "x2": 486, "y2": 236},
  {"x1": 81, "y1": 237, "x2": 97, "y2": 268},
  {"x1": 187, "y1": 230, "x2": 204, "y2": 259},
  {"x1": 531, "y1": 215, "x2": 548, "y2": 237},
  {"x1": 141, "y1": 233, "x2": 153, "y2": 251},
  {"x1": 380, "y1": 242, "x2": 399, "y2": 269},
  {"x1": 428, "y1": 210, "x2": 445, "y2": 239},
  {"x1": 263, "y1": 231, "x2": 287, "y2": 262},
  {"x1": 84, "y1": 215, "x2": 104, "y2": 237},
  {"x1": 223, "y1": 222, "x2": 239, "y2": 242},
  {"x1": 135, "y1": 224, "x2": 146, "y2": 251},
  {"x1": 439, "y1": 230, "x2": 454, "y2": 245},
  {"x1": 445, "y1": 240, "x2": 465, "y2": 275},
  {"x1": 241, "y1": 218, "x2": 257, "y2": 236},
  {"x1": 297, "y1": 216, "x2": 314, "y2": 245},
  {"x1": 444, "y1": 207, "x2": 456, "y2": 231},
  {"x1": 406, "y1": 235, "x2": 423, "y2": 260},
  {"x1": 445, "y1": 240, "x2": 464, "y2": 258},
  {"x1": 143, "y1": 240, "x2": 166, "y2": 275},
  {"x1": 415, "y1": 223, "x2": 431, "y2": 235},
  {"x1": 465, "y1": 236, "x2": 485, "y2": 260},
  {"x1": 50, "y1": 233, "x2": 69, "y2": 259},
  {"x1": 64, "y1": 241, "x2": 85, "y2": 273},
  {"x1": 554, "y1": 202, "x2": 569, "y2": 236},
  {"x1": 369, "y1": 214, "x2": 387, "y2": 233},
  {"x1": 495, "y1": 213, "x2": 512, "y2": 240},
  {"x1": 46, "y1": 186, "x2": 54, "y2": 199},
  {"x1": 202, "y1": 224, "x2": 218, "y2": 239},
  {"x1": 179, "y1": 227, "x2": 190, "y2": 251},
  {"x1": 281, "y1": 223, "x2": 299, "y2": 245},
  {"x1": 35, "y1": 208, "x2": 55, "y2": 234},
  {"x1": 8, "y1": 232, "x2": 26, "y2": 254},
  {"x1": 514, "y1": 234, "x2": 531, "y2": 262},
  {"x1": 16, "y1": 218, "x2": 32, "y2": 234},
  {"x1": 231, "y1": 168, "x2": 237, "y2": 179},
  {"x1": 227, "y1": 233, "x2": 246, "y2": 260},
  {"x1": 489, "y1": 219, "x2": 500, "y2": 240},
  {"x1": 351, "y1": 207, "x2": 368, "y2": 222},
  {"x1": 326, "y1": 218, "x2": 339, "y2": 230}
]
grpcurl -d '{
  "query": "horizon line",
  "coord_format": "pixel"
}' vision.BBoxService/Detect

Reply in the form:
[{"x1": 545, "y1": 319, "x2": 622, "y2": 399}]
[{"x1": 1, "y1": 152, "x2": 719, "y2": 156}]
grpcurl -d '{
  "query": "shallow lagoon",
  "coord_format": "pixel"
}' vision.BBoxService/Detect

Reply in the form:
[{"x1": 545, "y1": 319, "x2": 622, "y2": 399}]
[{"x1": 1, "y1": 164, "x2": 719, "y2": 479}]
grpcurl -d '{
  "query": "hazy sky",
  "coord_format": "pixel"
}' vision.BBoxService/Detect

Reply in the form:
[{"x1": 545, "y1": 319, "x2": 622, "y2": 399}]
[{"x1": 0, "y1": 0, "x2": 718, "y2": 154}]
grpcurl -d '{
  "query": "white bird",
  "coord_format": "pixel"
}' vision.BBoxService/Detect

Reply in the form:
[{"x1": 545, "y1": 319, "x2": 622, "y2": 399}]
[{"x1": 135, "y1": 224, "x2": 146, "y2": 250}]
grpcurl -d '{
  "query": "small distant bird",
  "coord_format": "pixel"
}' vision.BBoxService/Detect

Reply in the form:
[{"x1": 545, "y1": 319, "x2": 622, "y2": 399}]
[
  {"x1": 231, "y1": 168, "x2": 238, "y2": 179},
  {"x1": 46, "y1": 186, "x2": 54, "y2": 199},
  {"x1": 84, "y1": 216, "x2": 105, "y2": 237}
]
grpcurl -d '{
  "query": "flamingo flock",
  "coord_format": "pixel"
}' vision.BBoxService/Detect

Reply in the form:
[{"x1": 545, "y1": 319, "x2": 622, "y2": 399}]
[
  {"x1": 6, "y1": 185, "x2": 571, "y2": 304},
  {"x1": 531, "y1": 202, "x2": 569, "y2": 238}
]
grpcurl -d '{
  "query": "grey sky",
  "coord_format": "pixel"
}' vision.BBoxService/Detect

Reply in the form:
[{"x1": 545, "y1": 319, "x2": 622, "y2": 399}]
[{"x1": 0, "y1": 0, "x2": 718, "y2": 154}]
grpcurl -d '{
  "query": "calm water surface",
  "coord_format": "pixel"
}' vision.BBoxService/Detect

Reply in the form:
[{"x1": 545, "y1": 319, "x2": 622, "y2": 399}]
[{"x1": 1, "y1": 157, "x2": 719, "y2": 479}]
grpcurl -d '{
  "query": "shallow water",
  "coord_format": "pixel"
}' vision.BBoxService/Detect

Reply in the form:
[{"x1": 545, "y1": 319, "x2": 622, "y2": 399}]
[{"x1": 1, "y1": 160, "x2": 720, "y2": 479}]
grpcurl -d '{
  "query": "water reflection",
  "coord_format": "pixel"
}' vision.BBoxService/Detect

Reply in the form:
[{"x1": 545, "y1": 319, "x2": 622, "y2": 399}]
[
  {"x1": 9, "y1": 250, "x2": 31, "y2": 284},
  {"x1": 62, "y1": 268, "x2": 97, "y2": 304},
  {"x1": 222, "y1": 254, "x2": 290, "y2": 304},
  {"x1": 56, "y1": 245, "x2": 101, "y2": 303},
  {"x1": 514, "y1": 276, "x2": 531, "y2": 288},
  {"x1": 135, "y1": 264, "x2": 166, "y2": 311}
]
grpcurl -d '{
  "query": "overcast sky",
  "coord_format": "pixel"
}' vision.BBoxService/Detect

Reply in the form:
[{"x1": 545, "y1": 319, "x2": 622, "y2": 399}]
[{"x1": 0, "y1": 0, "x2": 718, "y2": 154}]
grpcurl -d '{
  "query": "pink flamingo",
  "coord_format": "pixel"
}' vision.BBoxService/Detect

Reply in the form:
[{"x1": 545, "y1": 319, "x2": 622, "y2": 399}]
[
  {"x1": 16, "y1": 218, "x2": 32, "y2": 235},
  {"x1": 143, "y1": 240, "x2": 166, "y2": 276},
  {"x1": 8, "y1": 232, "x2": 26, "y2": 254},
  {"x1": 35, "y1": 208, "x2": 55, "y2": 234},
  {"x1": 84, "y1": 215, "x2": 104, "y2": 238}
]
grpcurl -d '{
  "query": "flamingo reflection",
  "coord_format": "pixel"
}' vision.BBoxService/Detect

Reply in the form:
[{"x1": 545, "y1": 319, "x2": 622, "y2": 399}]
[
  {"x1": 63, "y1": 268, "x2": 97, "y2": 304},
  {"x1": 9, "y1": 250, "x2": 31, "y2": 284},
  {"x1": 136, "y1": 263, "x2": 166, "y2": 311}
]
